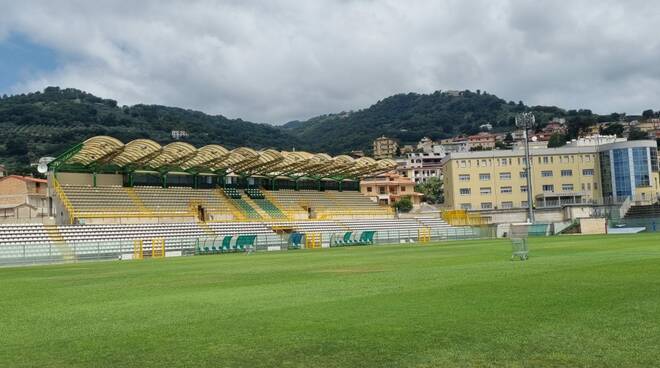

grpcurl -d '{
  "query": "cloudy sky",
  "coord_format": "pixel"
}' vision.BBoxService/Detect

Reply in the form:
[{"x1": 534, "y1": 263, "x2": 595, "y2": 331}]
[{"x1": 1, "y1": 0, "x2": 659, "y2": 124}]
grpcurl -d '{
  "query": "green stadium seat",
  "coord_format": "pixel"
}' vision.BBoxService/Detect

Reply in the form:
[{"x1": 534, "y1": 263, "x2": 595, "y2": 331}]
[{"x1": 221, "y1": 236, "x2": 233, "y2": 252}]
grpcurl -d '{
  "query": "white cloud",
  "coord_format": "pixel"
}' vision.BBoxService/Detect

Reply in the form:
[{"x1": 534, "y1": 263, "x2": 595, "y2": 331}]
[{"x1": 2, "y1": 0, "x2": 660, "y2": 123}]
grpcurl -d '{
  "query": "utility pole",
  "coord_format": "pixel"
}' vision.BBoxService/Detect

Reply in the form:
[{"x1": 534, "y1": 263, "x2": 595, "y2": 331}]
[{"x1": 516, "y1": 112, "x2": 535, "y2": 223}]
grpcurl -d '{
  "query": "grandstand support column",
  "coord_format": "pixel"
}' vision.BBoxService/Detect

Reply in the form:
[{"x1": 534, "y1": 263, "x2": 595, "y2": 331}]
[
  {"x1": 128, "y1": 172, "x2": 134, "y2": 187},
  {"x1": 193, "y1": 174, "x2": 198, "y2": 189},
  {"x1": 162, "y1": 173, "x2": 168, "y2": 188},
  {"x1": 295, "y1": 178, "x2": 300, "y2": 191},
  {"x1": 92, "y1": 172, "x2": 97, "y2": 187},
  {"x1": 338, "y1": 179, "x2": 343, "y2": 192}
]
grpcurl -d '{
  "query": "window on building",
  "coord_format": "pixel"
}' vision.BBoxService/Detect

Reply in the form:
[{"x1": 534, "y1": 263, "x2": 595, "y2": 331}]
[
  {"x1": 587, "y1": 183, "x2": 591, "y2": 190},
  {"x1": 501, "y1": 201, "x2": 513, "y2": 209},
  {"x1": 459, "y1": 174, "x2": 470, "y2": 181},
  {"x1": 594, "y1": 182, "x2": 598, "y2": 190},
  {"x1": 400, "y1": 186, "x2": 406, "y2": 192},
  {"x1": 561, "y1": 169, "x2": 573, "y2": 177},
  {"x1": 459, "y1": 160, "x2": 467, "y2": 168},
  {"x1": 520, "y1": 171, "x2": 527, "y2": 178},
  {"x1": 541, "y1": 170, "x2": 553, "y2": 177},
  {"x1": 480, "y1": 187, "x2": 492, "y2": 195},
  {"x1": 562, "y1": 184, "x2": 574, "y2": 192},
  {"x1": 459, "y1": 188, "x2": 471, "y2": 195},
  {"x1": 582, "y1": 169, "x2": 594, "y2": 176},
  {"x1": 460, "y1": 203, "x2": 472, "y2": 210},
  {"x1": 500, "y1": 158, "x2": 508, "y2": 166},
  {"x1": 499, "y1": 172, "x2": 511, "y2": 180},
  {"x1": 521, "y1": 201, "x2": 529, "y2": 208},
  {"x1": 543, "y1": 156, "x2": 549, "y2": 164},
  {"x1": 501, "y1": 186, "x2": 512, "y2": 193},
  {"x1": 379, "y1": 187, "x2": 386, "y2": 194},
  {"x1": 367, "y1": 187, "x2": 373, "y2": 192},
  {"x1": 520, "y1": 185, "x2": 528, "y2": 193},
  {"x1": 481, "y1": 202, "x2": 493, "y2": 209},
  {"x1": 543, "y1": 184, "x2": 554, "y2": 192},
  {"x1": 479, "y1": 173, "x2": 490, "y2": 181}
]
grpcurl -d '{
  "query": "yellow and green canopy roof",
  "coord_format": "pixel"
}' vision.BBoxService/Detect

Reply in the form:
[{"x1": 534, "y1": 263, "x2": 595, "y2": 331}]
[{"x1": 49, "y1": 136, "x2": 396, "y2": 180}]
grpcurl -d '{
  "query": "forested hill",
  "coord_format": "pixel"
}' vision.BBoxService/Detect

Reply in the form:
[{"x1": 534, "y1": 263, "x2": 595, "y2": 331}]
[
  {"x1": 283, "y1": 90, "x2": 619, "y2": 154},
  {"x1": 0, "y1": 87, "x2": 301, "y2": 172},
  {"x1": 0, "y1": 87, "x2": 638, "y2": 174}
]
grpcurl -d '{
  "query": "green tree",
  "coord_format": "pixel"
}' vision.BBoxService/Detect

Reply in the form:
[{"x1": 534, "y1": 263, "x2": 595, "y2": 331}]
[
  {"x1": 628, "y1": 127, "x2": 649, "y2": 140},
  {"x1": 547, "y1": 133, "x2": 566, "y2": 148},
  {"x1": 393, "y1": 196, "x2": 413, "y2": 213},
  {"x1": 602, "y1": 123, "x2": 624, "y2": 137},
  {"x1": 642, "y1": 109, "x2": 654, "y2": 120},
  {"x1": 415, "y1": 177, "x2": 443, "y2": 204}
]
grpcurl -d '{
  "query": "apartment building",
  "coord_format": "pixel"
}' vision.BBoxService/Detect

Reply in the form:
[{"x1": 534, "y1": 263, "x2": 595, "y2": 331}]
[
  {"x1": 373, "y1": 136, "x2": 399, "y2": 159},
  {"x1": 442, "y1": 140, "x2": 659, "y2": 211},
  {"x1": 397, "y1": 151, "x2": 444, "y2": 183}
]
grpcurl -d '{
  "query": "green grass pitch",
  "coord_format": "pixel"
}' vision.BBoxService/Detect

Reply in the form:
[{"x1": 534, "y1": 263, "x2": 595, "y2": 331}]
[{"x1": 1, "y1": 233, "x2": 660, "y2": 367}]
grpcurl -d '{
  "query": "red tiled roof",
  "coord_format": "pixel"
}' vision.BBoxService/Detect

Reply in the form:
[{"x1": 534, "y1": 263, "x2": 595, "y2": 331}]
[{"x1": 1, "y1": 175, "x2": 48, "y2": 184}]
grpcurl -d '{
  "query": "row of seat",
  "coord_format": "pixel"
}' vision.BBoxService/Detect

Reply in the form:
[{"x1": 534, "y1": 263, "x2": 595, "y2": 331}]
[{"x1": 0, "y1": 217, "x2": 457, "y2": 247}]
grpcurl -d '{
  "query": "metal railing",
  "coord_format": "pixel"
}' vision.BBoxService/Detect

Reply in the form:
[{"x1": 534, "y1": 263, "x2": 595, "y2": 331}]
[{"x1": 0, "y1": 226, "x2": 497, "y2": 267}]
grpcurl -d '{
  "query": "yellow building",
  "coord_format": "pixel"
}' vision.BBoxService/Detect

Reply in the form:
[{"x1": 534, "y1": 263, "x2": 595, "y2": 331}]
[
  {"x1": 442, "y1": 140, "x2": 660, "y2": 211},
  {"x1": 373, "y1": 136, "x2": 399, "y2": 159}
]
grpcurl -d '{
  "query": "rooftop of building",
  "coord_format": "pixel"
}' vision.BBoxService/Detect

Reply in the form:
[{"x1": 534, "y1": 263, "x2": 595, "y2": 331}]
[
  {"x1": 441, "y1": 139, "x2": 658, "y2": 164},
  {"x1": 0, "y1": 175, "x2": 48, "y2": 184}
]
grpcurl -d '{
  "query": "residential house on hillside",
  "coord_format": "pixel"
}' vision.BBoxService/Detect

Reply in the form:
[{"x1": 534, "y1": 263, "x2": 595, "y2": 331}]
[
  {"x1": 0, "y1": 175, "x2": 49, "y2": 222},
  {"x1": 360, "y1": 172, "x2": 422, "y2": 207},
  {"x1": 467, "y1": 132, "x2": 496, "y2": 150}
]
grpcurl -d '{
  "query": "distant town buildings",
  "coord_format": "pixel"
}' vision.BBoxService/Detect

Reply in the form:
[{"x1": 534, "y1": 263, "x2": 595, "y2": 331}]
[
  {"x1": 372, "y1": 136, "x2": 399, "y2": 159},
  {"x1": 479, "y1": 123, "x2": 493, "y2": 131},
  {"x1": 171, "y1": 130, "x2": 189, "y2": 140},
  {"x1": 0, "y1": 164, "x2": 6, "y2": 178},
  {"x1": 467, "y1": 132, "x2": 496, "y2": 150}
]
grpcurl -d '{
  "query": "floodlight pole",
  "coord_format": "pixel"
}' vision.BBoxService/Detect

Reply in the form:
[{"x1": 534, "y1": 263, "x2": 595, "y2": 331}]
[{"x1": 516, "y1": 112, "x2": 535, "y2": 223}]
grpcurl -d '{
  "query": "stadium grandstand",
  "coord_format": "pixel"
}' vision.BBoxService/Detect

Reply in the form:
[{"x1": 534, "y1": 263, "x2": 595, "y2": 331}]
[{"x1": 1, "y1": 136, "x2": 486, "y2": 266}]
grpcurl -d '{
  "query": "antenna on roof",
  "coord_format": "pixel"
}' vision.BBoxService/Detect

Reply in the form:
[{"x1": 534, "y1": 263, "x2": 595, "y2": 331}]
[{"x1": 37, "y1": 157, "x2": 55, "y2": 174}]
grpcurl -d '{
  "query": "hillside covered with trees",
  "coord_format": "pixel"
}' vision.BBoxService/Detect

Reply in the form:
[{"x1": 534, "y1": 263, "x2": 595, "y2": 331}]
[
  {"x1": 284, "y1": 90, "x2": 652, "y2": 154},
  {"x1": 1, "y1": 87, "x2": 657, "y2": 174},
  {"x1": 0, "y1": 87, "x2": 301, "y2": 173}
]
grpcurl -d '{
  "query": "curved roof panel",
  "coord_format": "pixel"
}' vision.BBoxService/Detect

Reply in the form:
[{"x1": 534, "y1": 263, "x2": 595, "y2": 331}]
[{"x1": 52, "y1": 136, "x2": 397, "y2": 179}]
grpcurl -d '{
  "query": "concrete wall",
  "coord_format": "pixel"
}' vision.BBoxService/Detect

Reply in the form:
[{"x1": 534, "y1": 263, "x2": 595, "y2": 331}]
[
  {"x1": 580, "y1": 218, "x2": 607, "y2": 234},
  {"x1": 56, "y1": 172, "x2": 93, "y2": 186},
  {"x1": 55, "y1": 172, "x2": 123, "y2": 186}
]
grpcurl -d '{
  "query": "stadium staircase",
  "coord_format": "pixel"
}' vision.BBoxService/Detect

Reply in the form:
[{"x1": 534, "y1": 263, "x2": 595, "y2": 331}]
[
  {"x1": 244, "y1": 188, "x2": 287, "y2": 219},
  {"x1": 221, "y1": 188, "x2": 262, "y2": 220},
  {"x1": 43, "y1": 224, "x2": 74, "y2": 261},
  {"x1": 623, "y1": 202, "x2": 660, "y2": 219},
  {"x1": 196, "y1": 221, "x2": 217, "y2": 236},
  {"x1": 125, "y1": 187, "x2": 152, "y2": 215}
]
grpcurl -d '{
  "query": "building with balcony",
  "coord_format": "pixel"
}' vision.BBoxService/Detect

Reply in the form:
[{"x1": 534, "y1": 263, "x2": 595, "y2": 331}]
[
  {"x1": 360, "y1": 172, "x2": 422, "y2": 206},
  {"x1": 373, "y1": 136, "x2": 399, "y2": 159}
]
